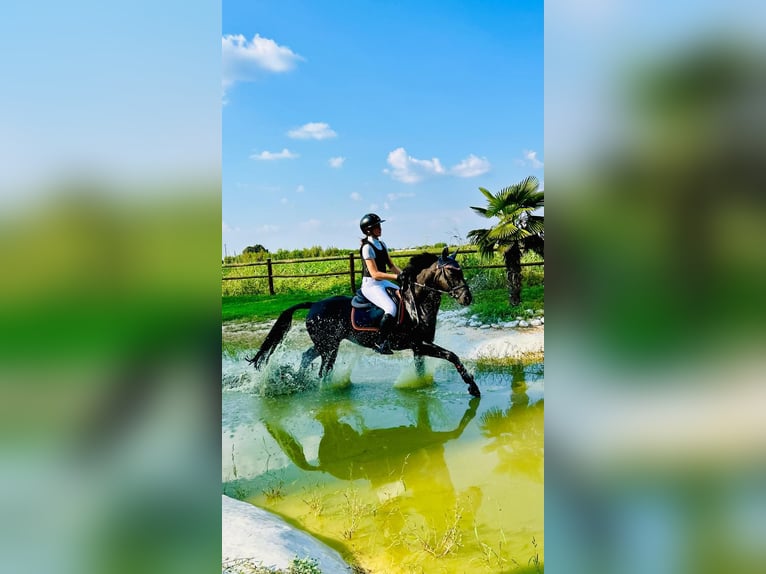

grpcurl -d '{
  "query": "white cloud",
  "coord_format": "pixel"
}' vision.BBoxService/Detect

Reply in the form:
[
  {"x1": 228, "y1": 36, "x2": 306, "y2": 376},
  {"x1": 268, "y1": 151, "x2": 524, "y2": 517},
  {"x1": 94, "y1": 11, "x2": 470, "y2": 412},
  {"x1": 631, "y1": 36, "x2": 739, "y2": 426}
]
[
  {"x1": 280, "y1": 197, "x2": 289, "y2": 204},
  {"x1": 250, "y1": 148, "x2": 299, "y2": 160},
  {"x1": 257, "y1": 224, "x2": 279, "y2": 233},
  {"x1": 384, "y1": 147, "x2": 445, "y2": 183},
  {"x1": 296, "y1": 184, "x2": 305, "y2": 193},
  {"x1": 329, "y1": 156, "x2": 346, "y2": 168},
  {"x1": 350, "y1": 192, "x2": 362, "y2": 201},
  {"x1": 450, "y1": 154, "x2": 491, "y2": 177},
  {"x1": 300, "y1": 218, "x2": 321, "y2": 231},
  {"x1": 222, "y1": 221, "x2": 237, "y2": 232},
  {"x1": 521, "y1": 149, "x2": 544, "y2": 169},
  {"x1": 222, "y1": 34, "x2": 303, "y2": 91},
  {"x1": 288, "y1": 122, "x2": 337, "y2": 140},
  {"x1": 383, "y1": 147, "x2": 491, "y2": 183},
  {"x1": 386, "y1": 192, "x2": 416, "y2": 201}
]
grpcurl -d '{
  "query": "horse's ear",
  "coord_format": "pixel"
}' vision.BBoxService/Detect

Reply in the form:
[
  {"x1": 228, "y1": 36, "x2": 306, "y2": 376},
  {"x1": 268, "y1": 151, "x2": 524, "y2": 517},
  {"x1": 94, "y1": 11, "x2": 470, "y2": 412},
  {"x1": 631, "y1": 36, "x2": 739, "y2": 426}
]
[
  {"x1": 441, "y1": 246, "x2": 449, "y2": 260},
  {"x1": 450, "y1": 247, "x2": 460, "y2": 259}
]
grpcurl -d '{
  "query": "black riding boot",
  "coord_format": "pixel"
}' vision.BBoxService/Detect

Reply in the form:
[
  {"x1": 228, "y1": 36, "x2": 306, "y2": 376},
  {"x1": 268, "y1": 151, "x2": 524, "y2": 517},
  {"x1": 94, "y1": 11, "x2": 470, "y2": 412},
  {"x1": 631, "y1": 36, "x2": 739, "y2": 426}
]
[{"x1": 374, "y1": 313, "x2": 396, "y2": 354}]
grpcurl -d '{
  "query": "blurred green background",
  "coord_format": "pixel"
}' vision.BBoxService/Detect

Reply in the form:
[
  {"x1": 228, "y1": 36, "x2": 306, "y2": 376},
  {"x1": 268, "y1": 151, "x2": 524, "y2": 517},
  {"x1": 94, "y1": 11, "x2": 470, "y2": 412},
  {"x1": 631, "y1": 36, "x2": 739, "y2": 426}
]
[
  {"x1": 546, "y1": 1, "x2": 766, "y2": 573},
  {"x1": 0, "y1": 2, "x2": 221, "y2": 573}
]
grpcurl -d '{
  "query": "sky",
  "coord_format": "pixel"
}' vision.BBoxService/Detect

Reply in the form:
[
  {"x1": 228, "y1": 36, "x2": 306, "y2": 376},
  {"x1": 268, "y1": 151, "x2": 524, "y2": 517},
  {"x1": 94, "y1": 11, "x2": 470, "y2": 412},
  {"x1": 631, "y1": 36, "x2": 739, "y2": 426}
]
[
  {"x1": 222, "y1": 0, "x2": 543, "y2": 255},
  {"x1": 0, "y1": 0, "x2": 220, "y2": 201}
]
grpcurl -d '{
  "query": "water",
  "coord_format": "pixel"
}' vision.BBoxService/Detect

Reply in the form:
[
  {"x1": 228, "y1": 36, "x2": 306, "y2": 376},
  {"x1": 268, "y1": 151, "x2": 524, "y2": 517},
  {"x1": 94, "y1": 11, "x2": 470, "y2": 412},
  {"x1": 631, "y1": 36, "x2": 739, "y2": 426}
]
[{"x1": 222, "y1": 346, "x2": 544, "y2": 574}]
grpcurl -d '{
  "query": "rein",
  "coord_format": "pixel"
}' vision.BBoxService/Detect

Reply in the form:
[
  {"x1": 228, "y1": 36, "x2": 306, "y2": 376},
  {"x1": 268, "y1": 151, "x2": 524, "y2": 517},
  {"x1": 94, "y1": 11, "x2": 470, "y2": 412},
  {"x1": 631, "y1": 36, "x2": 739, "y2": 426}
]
[{"x1": 412, "y1": 281, "x2": 467, "y2": 297}]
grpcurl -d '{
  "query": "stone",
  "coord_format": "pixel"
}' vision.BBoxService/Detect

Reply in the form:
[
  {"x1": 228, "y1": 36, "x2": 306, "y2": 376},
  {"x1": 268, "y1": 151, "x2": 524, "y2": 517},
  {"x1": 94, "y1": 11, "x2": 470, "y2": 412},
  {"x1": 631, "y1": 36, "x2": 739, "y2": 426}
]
[{"x1": 222, "y1": 495, "x2": 352, "y2": 573}]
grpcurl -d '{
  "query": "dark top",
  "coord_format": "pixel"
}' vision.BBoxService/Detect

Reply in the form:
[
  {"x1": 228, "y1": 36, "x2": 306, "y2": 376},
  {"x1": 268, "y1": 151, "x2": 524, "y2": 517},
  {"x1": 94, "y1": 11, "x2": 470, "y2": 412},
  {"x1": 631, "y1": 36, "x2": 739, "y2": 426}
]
[{"x1": 360, "y1": 239, "x2": 389, "y2": 278}]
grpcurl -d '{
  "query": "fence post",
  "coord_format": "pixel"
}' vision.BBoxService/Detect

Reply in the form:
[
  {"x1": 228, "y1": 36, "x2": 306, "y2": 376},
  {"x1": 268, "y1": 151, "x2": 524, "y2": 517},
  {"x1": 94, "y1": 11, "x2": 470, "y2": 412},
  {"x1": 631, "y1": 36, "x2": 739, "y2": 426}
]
[
  {"x1": 266, "y1": 258, "x2": 275, "y2": 295},
  {"x1": 349, "y1": 252, "x2": 356, "y2": 293}
]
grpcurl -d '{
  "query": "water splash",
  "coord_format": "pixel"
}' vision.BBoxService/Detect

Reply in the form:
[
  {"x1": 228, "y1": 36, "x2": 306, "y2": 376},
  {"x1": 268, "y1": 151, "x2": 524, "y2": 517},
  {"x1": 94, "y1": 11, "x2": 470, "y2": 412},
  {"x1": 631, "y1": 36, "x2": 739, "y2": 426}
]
[{"x1": 394, "y1": 362, "x2": 435, "y2": 390}]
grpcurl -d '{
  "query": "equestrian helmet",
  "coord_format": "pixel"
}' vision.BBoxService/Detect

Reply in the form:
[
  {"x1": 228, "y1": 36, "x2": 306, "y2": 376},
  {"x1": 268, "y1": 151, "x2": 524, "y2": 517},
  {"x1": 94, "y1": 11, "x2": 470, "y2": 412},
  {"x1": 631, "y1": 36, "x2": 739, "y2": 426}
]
[{"x1": 359, "y1": 213, "x2": 385, "y2": 234}]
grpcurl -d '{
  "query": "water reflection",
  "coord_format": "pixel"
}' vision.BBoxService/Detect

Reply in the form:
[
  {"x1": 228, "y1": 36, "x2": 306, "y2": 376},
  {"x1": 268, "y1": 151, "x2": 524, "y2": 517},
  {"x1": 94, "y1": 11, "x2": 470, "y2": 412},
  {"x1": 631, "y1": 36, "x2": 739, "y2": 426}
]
[
  {"x1": 264, "y1": 396, "x2": 480, "y2": 488},
  {"x1": 480, "y1": 364, "x2": 544, "y2": 482}
]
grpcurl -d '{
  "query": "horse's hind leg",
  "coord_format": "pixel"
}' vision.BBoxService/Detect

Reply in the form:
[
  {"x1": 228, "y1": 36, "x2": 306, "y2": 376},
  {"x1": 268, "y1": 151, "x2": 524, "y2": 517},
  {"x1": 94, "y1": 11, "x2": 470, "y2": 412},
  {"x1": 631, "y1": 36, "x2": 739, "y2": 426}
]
[{"x1": 318, "y1": 344, "x2": 340, "y2": 378}]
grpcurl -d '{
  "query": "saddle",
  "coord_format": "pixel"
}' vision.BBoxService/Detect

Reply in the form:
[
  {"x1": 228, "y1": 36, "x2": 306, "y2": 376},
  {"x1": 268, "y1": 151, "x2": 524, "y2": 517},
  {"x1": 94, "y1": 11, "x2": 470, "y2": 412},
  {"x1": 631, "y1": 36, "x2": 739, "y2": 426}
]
[{"x1": 350, "y1": 287, "x2": 404, "y2": 332}]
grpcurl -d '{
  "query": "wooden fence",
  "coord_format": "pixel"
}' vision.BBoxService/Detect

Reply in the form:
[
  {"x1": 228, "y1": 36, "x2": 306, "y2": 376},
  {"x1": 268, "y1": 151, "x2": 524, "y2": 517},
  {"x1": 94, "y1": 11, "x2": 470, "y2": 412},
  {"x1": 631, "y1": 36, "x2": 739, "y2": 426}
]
[{"x1": 222, "y1": 249, "x2": 543, "y2": 295}]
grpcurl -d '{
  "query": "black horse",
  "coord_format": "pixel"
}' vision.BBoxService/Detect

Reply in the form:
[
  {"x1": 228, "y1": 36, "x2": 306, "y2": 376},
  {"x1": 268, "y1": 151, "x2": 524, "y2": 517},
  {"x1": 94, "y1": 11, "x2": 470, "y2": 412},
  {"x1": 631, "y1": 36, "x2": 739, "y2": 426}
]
[{"x1": 248, "y1": 247, "x2": 480, "y2": 397}]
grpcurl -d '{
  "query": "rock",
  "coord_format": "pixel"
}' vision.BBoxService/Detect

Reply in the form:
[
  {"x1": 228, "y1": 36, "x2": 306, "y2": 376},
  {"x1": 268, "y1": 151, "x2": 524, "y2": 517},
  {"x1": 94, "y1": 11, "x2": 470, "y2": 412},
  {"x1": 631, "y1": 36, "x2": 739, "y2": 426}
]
[
  {"x1": 530, "y1": 319, "x2": 542, "y2": 327},
  {"x1": 222, "y1": 495, "x2": 352, "y2": 573},
  {"x1": 519, "y1": 320, "x2": 530, "y2": 328}
]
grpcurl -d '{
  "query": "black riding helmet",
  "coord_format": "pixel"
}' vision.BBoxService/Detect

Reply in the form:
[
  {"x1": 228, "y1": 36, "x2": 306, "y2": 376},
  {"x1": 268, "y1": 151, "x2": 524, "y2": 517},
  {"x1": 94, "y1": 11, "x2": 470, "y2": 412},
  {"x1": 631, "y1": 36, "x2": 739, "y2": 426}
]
[{"x1": 359, "y1": 213, "x2": 385, "y2": 234}]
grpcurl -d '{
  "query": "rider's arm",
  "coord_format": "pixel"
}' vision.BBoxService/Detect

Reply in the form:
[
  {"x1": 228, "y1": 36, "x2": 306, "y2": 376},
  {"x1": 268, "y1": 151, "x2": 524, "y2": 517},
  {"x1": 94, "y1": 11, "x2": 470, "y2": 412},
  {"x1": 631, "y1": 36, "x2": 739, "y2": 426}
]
[
  {"x1": 387, "y1": 255, "x2": 402, "y2": 276},
  {"x1": 364, "y1": 257, "x2": 399, "y2": 281}
]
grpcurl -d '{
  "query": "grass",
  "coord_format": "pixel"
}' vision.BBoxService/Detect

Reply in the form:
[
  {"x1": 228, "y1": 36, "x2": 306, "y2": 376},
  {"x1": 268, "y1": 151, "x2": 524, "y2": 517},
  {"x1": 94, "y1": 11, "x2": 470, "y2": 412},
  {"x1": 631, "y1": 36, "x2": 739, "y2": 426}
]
[
  {"x1": 223, "y1": 288, "x2": 339, "y2": 322},
  {"x1": 222, "y1": 556, "x2": 323, "y2": 574},
  {"x1": 441, "y1": 284, "x2": 544, "y2": 323},
  {"x1": 341, "y1": 487, "x2": 367, "y2": 540},
  {"x1": 413, "y1": 504, "x2": 465, "y2": 558}
]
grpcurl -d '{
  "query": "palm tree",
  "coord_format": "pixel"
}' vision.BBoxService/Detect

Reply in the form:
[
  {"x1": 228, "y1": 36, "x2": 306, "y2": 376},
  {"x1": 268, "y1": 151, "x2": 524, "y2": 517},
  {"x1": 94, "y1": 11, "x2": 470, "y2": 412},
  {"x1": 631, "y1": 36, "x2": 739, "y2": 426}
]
[{"x1": 467, "y1": 176, "x2": 544, "y2": 306}]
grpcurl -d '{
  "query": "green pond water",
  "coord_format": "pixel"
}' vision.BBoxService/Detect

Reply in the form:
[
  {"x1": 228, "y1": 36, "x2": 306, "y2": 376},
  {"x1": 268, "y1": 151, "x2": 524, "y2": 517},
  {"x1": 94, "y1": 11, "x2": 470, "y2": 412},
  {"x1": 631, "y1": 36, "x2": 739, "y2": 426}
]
[{"x1": 223, "y1": 356, "x2": 543, "y2": 574}]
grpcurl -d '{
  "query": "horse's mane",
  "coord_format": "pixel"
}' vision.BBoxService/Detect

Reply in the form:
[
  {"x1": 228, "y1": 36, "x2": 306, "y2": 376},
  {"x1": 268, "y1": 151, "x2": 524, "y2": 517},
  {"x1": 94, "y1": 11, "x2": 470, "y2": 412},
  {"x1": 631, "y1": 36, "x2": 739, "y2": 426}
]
[{"x1": 403, "y1": 252, "x2": 438, "y2": 276}]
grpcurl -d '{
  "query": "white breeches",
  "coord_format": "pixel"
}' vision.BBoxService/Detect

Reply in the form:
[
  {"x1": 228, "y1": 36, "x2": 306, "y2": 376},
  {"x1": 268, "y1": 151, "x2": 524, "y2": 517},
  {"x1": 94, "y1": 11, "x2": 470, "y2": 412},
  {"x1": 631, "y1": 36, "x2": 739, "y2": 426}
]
[{"x1": 361, "y1": 278, "x2": 399, "y2": 316}]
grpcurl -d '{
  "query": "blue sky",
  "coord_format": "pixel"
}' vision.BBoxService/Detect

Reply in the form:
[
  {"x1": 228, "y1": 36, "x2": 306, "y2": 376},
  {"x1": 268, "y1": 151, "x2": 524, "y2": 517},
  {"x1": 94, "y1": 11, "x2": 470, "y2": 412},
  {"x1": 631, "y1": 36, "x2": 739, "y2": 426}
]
[{"x1": 222, "y1": 0, "x2": 543, "y2": 255}]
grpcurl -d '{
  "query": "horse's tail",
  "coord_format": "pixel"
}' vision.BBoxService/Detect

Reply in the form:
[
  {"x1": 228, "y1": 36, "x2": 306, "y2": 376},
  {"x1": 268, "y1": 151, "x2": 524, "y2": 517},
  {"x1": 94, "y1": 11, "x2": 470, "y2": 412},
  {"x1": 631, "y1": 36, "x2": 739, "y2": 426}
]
[{"x1": 246, "y1": 302, "x2": 314, "y2": 369}]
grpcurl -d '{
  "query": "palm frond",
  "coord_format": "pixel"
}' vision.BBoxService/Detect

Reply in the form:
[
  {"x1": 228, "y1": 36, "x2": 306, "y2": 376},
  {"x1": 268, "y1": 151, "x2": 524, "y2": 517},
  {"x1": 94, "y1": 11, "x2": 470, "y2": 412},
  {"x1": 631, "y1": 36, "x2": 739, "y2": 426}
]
[
  {"x1": 525, "y1": 215, "x2": 545, "y2": 236},
  {"x1": 466, "y1": 227, "x2": 497, "y2": 259},
  {"x1": 488, "y1": 224, "x2": 527, "y2": 243},
  {"x1": 522, "y1": 234, "x2": 544, "y2": 257},
  {"x1": 470, "y1": 176, "x2": 544, "y2": 255}
]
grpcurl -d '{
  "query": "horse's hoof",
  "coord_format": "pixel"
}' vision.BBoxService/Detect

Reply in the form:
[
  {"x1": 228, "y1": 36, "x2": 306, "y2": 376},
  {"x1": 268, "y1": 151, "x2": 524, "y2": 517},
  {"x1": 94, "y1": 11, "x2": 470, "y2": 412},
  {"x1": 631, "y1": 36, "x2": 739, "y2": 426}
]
[{"x1": 468, "y1": 383, "x2": 481, "y2": 397}]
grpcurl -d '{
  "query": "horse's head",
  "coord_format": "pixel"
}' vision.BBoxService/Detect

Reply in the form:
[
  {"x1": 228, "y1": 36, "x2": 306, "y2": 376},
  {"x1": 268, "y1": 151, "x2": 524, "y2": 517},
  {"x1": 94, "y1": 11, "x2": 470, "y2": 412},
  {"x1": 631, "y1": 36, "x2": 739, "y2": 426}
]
[{"x1": 435, "y1": 246, "x2": 473, "y2": 306}]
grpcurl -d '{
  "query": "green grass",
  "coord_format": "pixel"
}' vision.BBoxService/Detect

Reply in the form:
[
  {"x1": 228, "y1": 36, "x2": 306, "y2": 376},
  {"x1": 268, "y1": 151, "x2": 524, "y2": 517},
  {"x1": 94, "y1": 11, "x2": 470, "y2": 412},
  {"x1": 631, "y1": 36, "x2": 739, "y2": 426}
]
[
  {"x1": 441, "y1": 284, "x2": 544, "y2": 323},
  {"x1": 222, "y1": 288, "x2": 340, "y2": 323}
]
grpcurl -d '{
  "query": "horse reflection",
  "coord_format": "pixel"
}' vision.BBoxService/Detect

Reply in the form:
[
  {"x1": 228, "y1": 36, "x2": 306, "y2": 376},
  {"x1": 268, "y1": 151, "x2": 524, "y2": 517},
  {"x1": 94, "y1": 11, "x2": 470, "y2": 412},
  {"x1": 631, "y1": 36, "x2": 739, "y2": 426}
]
[
  {"x1": 263, "y1": 395, "x2": 481, "y2": 534},
  {"x1": 480, "y1": 363, "x2": 544, "y2": 481}
]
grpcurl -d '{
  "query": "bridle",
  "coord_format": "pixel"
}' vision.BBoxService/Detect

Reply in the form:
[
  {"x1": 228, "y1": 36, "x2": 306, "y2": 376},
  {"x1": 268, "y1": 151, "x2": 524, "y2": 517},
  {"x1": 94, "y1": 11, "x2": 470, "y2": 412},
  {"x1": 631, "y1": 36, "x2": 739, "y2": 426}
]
[{"x1": 412, "y1": 260, "x2": 469, "y2": 299}]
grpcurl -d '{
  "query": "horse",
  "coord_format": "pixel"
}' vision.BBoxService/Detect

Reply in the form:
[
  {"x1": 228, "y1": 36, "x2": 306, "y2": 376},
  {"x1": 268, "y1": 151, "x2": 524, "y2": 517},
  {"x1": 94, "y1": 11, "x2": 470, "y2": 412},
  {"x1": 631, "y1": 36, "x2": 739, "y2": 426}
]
[{"x1": 247, "y1": 247, "x2": 480, "y2": 397}]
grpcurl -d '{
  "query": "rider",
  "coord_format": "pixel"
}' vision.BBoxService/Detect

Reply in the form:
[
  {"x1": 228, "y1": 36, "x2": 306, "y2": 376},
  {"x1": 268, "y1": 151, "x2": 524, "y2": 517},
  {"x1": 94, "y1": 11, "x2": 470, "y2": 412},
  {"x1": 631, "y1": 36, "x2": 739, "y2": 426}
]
[{"x1": 359, "y1": 213, "x2": 402, "y2": 354}]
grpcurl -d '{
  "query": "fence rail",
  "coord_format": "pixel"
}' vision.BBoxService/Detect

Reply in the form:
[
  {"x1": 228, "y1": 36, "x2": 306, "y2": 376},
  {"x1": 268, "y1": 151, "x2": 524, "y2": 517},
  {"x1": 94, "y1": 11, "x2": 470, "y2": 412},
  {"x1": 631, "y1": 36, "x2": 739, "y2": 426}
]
[{"x1": 223, "y1": 248, "x2": 543, "y2": 295}]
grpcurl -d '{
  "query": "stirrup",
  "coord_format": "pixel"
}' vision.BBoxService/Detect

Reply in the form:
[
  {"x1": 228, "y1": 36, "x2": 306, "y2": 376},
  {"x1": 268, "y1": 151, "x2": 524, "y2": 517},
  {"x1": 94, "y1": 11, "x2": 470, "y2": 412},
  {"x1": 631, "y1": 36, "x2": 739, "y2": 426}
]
[{"x1": 374, "y1": 341, "x2": 393, "y2": 355}]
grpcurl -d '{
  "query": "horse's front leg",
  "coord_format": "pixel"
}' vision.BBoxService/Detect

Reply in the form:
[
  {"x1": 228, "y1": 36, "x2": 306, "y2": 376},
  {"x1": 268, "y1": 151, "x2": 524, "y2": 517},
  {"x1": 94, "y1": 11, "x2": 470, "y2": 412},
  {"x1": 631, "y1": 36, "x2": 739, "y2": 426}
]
[
  {"x1": 412, "y1": 341, "x2": 480, "y2": 397},
  {"x1": 413, "y1": 353, "x2": 426, "y2": 379}
]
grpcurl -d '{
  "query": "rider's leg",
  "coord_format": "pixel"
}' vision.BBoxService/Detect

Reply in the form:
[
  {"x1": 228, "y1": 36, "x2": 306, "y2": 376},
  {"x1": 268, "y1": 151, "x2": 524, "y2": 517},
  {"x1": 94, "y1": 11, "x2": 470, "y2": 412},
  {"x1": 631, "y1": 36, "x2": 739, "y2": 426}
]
[
  {"x1": 360, "y1": 280, "x2": 399, "y2": 354},
  {"x1": 374, "y1": 312, "x2": 396, "y2": 354}
]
